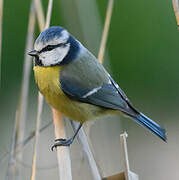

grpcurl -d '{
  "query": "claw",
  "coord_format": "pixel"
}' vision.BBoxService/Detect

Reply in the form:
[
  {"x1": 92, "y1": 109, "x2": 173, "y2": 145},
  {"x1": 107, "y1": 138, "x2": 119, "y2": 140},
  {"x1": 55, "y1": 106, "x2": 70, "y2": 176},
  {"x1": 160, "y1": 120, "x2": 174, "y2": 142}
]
[
  {"x1": 55, "y1": 138, "x2": 66, "y2": 142},
  {"x1": 51, "y1": 123, "x2": 83, "y2": 151},
  {"x1": 51, "y1": 138, "x2": 74, "y2": 151},
  {"x1": 51, "y1": 144, "x2": 56, "y2": 151}
]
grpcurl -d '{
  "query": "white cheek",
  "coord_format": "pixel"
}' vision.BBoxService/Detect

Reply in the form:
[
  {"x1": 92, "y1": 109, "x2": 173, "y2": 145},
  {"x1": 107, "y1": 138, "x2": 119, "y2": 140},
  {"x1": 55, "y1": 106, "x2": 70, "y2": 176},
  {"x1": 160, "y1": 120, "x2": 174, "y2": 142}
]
[
  {"x1": 39, "y1": 44, "x2": 70, "y2": 66},
  {"x1": 55, "y1": 44, "x2": 70, "y2": 63}
]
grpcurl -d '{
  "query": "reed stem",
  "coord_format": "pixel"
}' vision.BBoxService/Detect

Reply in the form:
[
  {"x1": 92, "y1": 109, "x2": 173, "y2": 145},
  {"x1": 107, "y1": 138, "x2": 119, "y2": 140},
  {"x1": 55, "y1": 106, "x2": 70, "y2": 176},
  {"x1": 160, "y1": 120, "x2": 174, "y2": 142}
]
[
  {"x1": 52, "y1": 110, "x2": 72, "y2": 180},
  {"x1": 6, "y1": 111, "x2": 19, "y2": 180},
  {"x1": 172, "y1": 0, "x2": 179, "y2": 29},
  {"x1": 30, "y1": 0, "x2": 54, "y2": 179},
  {"x1": 6, "y1": 3, "x2": 36, "y2": 180},
  {"x1": 0, "y1": 0, "x2": 3, "y2": 85},
  {"x1": 71, "y1": 121, "x2": 102, "y2": 180},
  {"x1": 30, "y1": 92, "x2": 43, "y2": 180},
  {"x1": 34, "y1": 0, "x2": 45, "y2": 31},
  {"x1": 98, "y1": 0, "x2": 114, "y2": 63}
]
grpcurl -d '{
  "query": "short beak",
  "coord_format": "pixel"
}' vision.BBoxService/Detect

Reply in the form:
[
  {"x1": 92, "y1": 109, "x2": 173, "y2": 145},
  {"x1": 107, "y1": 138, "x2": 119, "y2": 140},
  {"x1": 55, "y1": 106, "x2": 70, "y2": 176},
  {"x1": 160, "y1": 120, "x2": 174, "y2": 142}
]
[{"x1": 28, "y1": 50, "x2": 38, "y2": 57}]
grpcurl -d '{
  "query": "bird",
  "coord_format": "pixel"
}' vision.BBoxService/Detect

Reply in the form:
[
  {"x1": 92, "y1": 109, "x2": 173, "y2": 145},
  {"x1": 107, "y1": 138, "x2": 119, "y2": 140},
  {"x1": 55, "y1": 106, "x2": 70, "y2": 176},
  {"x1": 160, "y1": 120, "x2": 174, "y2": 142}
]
[{"x1": 28, "y1": 26, "x2": 166, "y2": 150}]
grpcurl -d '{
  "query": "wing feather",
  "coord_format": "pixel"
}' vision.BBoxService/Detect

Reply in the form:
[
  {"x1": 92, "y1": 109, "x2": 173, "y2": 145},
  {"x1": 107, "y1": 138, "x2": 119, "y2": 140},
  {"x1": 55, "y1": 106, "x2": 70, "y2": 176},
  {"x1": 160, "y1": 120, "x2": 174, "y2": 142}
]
[{"x1": 60, "y1": 53, "x2": 138, "y2": 117}]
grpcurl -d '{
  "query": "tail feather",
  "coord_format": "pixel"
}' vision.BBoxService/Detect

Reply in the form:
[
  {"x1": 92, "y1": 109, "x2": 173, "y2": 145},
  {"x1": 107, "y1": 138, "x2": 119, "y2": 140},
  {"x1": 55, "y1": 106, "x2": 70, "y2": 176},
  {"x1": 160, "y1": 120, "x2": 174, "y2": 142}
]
[{"x1": 133, "y1": 113, "x2": 167, "y2": 142}]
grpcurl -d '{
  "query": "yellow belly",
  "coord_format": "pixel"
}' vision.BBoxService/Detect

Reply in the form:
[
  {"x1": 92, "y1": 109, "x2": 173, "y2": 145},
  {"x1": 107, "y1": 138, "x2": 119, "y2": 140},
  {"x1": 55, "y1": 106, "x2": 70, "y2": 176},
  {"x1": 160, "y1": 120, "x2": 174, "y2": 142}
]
[{"x1": 33, "y1": 66, "x2": 110, "y2": 123}]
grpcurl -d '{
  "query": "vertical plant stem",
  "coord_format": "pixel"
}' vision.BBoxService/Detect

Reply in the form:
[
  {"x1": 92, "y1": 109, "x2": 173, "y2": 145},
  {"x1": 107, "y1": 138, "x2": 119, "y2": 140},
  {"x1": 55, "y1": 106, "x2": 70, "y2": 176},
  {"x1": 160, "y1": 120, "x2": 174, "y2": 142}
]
[
  {"x1": 6, "y1": 3, "x2": 36, "y2": 180},
  {"x1": 45, "y1": 0, "x2": 53, "y2": 29},
  {"x1": 30, "y1": 0, "x2": 54, "y2": 179},
  {"x1": 34, "y1": 0, "x2": 45, "y2": 31},
  {"x1": 0, "y1": 0, "x2": 3, "y2": 85},
  {"x1": 52, "y1": 110, "x2": 72, "y2": 180},
  {"x1": 98, "y1": 0, "x2": 114, "y2": 63},
  {"x1": 120, "y1": 132, "x2": 130, "y2": 180},
  {"x1": 6, "y1": 111, "x2": 19, "y2": 180},
  {"x1": 0, "y1": 121, "x2": 52, "y2": 165},
  {"x1": 30, "y1": 92, "x2": 43, "y2": 180},
  {"x1": 51, "y1": 109, "x2": 73, "y2": 180},
  {"x1": 172, "y1": 0, "x2": 179, "y2": 29},
  {"x1": 18, "y1": 3, "x2": 36, "y2": 147},
  {"x1": 71, "y1": 121, "x2": 102, "y2": 180}
]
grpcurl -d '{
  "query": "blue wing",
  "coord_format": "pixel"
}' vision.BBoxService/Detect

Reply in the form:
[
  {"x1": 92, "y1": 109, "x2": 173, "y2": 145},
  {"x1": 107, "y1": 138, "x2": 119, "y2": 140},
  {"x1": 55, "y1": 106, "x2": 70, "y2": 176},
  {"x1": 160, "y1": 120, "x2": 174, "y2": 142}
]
[
  {"x1": 59, "y1": 53, "x2": 166, "y2": 141},
  {"x1": 60, "y1": 71, "x2": 137, "y2": 117}
]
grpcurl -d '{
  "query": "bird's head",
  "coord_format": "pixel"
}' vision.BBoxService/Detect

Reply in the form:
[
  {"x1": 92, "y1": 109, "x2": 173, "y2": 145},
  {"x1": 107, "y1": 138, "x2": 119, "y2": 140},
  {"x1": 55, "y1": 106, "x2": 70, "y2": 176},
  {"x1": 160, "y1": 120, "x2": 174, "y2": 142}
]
[{"x1": 28, "y1": 26, "x2": 80, "y2": 66}]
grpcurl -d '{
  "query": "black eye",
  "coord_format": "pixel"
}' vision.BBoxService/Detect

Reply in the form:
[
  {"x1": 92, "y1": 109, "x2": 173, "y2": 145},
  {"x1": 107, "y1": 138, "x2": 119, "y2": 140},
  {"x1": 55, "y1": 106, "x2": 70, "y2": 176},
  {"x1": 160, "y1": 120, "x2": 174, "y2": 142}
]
[
  {"x1": 39, "y1": 43, "x2": 65, "y2": 53},
  {"x1": 46, "y1": 45, "x2": 54, "y2": 51},
  {"x1": 39, "y1": 45, "x2": 55, "y2": 53}
]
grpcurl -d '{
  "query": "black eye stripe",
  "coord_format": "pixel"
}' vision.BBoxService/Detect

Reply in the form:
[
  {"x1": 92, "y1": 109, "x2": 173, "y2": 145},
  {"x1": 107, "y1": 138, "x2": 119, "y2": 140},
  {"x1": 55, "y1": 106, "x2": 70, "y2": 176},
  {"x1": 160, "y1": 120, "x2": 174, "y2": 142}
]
[{"x1": 39, "y1": 43, "x2": 64, "y2": 53}]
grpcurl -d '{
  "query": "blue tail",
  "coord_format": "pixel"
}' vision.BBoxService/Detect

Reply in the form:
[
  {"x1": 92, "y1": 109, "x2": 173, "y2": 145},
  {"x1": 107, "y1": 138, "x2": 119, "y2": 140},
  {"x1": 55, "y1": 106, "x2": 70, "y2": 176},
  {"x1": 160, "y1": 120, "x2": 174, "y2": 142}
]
[{"x1": 133, "y1": 113, "x2": 167, "y2": 142}]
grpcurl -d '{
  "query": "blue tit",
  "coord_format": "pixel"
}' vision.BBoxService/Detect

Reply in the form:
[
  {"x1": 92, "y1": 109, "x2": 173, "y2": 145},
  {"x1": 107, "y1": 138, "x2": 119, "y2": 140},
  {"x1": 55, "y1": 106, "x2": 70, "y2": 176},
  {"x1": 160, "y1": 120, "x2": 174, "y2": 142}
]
[{"x1": 28, "y1": 26, "x2": 166, "y2": 149}]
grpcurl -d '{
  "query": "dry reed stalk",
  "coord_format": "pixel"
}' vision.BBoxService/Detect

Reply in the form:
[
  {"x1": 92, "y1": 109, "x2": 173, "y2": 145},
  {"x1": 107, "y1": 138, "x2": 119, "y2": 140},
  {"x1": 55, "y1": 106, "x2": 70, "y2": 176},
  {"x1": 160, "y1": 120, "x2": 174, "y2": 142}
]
[
  {"x1": 52, "y1": 110, "x2": 72, "y2": 180},
  {"x1": 30, "y1": 92, "x2": 43, "y2": 180},
  {"x1": 120, "y1": 132, "x2": 139, "y2": 180},
  {"x1": 5, "y1": 3, "x2": 36, "y2": 180},
  {"x1": 120, "y1": 133, "x2": 130, "y2": 180},
  {"x1": 44, "y1": 0, "x2": 53, "y2": 29},
  {"x1": 18, "y1": 3, "x2": 36, "y2": 147},
  {"x1": 98, "y1": 0, "x2": 114, "y2": 63},
  {"x1": 71, "y1": 121, "x2": 102, "y2": 180},
  {"x1": 172, "y1": 0, "x2": 179, "y2": 29},
  {"x1": 34, "y1": 0, "x2": 45, "y2": 32},
  {"x1": 51, "y1": 111, "x2": 73, "y2": 180},
  {"x1": 30, "y1": 0, "x2": 54, "y2": 179},
  {"x1": 0, "y1": 0, "x2": 3, "y2": 85},
  {"x1": 13, "y1": 0, "x2": 45, "y2": 172},
  {"x1": 6, "y1": 111, "x2": 19, "y2": 180},
  {"x1": 0, "y1": 121, "x2": 52, "y2": 165}
]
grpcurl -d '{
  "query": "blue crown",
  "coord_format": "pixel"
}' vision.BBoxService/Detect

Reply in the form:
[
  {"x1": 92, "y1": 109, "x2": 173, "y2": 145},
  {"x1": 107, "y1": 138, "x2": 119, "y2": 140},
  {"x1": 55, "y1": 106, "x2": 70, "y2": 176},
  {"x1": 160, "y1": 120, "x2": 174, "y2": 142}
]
[{"x1": 36, "y1": 26, "x2": 65, "y2": 44}]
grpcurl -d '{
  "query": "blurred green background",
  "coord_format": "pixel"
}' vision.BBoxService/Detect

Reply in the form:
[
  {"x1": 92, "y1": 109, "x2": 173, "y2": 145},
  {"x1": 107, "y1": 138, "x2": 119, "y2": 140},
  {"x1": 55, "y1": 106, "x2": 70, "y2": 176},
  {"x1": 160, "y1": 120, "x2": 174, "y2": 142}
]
[{"x1": 0, "y1": 0, "x2": 179, "y2": 179}]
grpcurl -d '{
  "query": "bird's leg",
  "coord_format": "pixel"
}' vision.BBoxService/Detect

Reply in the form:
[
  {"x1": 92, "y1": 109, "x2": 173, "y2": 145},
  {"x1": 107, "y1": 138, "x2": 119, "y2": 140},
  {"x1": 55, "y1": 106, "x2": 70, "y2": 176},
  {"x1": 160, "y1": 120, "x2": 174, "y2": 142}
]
[{"x1": 51, "y1": 123, "x2": 83, "y2": 151}]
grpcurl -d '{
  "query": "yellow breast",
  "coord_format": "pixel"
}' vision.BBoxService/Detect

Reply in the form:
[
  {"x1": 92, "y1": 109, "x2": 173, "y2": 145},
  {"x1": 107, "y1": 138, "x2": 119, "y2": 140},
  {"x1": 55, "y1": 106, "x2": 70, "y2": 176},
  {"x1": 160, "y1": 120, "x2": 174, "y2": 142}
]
[
  {"x1": 34, "y1": 66, "x2": 63, "y2": 98},
  {"x1": 33, "y1": 66, "x2": 109, "y2": 123}
]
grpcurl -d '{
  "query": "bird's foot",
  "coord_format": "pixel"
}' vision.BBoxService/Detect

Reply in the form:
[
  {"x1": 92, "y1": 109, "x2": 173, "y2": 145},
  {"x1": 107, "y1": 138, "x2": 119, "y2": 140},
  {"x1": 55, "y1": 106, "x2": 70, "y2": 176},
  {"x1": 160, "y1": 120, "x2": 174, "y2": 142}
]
[{"x1": 51, "y1": 138, "x2": 74, "y2": 151}]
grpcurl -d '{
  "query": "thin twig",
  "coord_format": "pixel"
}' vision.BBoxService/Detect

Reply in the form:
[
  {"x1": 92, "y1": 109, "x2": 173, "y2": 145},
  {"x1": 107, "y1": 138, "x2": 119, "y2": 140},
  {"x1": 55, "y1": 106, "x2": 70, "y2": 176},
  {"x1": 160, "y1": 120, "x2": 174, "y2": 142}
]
[
  {"x1": 52, "y1": 110, "x2": 72, "y2": 180},
  {"x1": 120, "y1": 132, "x2": 139, "y2": 180},
  {"x1": 31, "y1": 0, "x2": 54, "y2": 179},
  {"x1": 18, "y1": 2, "x2": 36, "y2": 148},
  {"x1": 5, "y1": 3, "x2": 36, "y2": 180},
  {"x1": 98, "y1": 0, "x2": 114, "y2": 63},
  {"x1": 13, "y1": 1, "x2": 45, "y2": 174},
  {"x1": 45, "y1": 0, "x2": 53, "y2": 29},
  {"x1": 0, "y1": 0, "x2": 3, "y2": 85},
  {"x1": 30, "y1": 92, "x2": 44, "y2": 180},
  {"x1": 0, "y1": 121, "x2": 52, "y2": 165},
  {"x1": 71, "y1": 121, "x2": 102, "y2": 180},
  {"x1": 34, "y1": 0, "x2": 45, "y2": 31},
  {"x1": 5, "y1": 111, "x2": 19, "y2": 180},
  {"x1": 172, "y1": 0, "x2": 179, "y2": 29},
  {"x1": 120, "y1": 132, "x2": 130, "y2": 180}
]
